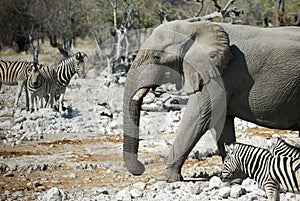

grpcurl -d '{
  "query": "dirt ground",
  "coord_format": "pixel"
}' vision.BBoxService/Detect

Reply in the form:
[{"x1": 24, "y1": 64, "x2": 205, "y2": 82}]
[{"x1": 1, "y1": 38, "x2": 299, "y2": 200}]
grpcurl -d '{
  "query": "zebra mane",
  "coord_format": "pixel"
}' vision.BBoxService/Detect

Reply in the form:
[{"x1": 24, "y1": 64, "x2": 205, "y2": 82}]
[
  {"x1": 230, "y1": 142, "x2": 271, "y2": 155},
  {"x1": 57, "y1": 54, "x2": 78, "y2": 66},
  {"x1": 273, "y1": 137, "x2": 300, "y2": 151}
]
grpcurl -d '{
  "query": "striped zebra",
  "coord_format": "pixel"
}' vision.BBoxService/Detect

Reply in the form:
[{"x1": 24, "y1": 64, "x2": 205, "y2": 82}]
[
  {"x1": 0, "y1": 60, "x2": 33, "y2": 109},
  {"x1": 221, "y1": 142, "x2": 300, "y2": 201},
  {"x1": 53, "y1": 52, "x2": 86, "y2": 112},
  {"x1": 27, "y1": 63, "x2": 58, "y2": 112},
  {"x1": 269, "y1": 137, "x2": 300, "y2": 158}
]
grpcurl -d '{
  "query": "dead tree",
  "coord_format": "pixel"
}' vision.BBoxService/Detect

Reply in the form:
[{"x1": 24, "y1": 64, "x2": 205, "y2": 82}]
[
  {"x1": 108, "y1": 0, "x2": 139, "y2": 74},
  {"x1": 29, "y1": 26, "x2": 40, "y2": 66},
  {"x1": 188, "y1": 0, "x2": 243, "y2": 23}
]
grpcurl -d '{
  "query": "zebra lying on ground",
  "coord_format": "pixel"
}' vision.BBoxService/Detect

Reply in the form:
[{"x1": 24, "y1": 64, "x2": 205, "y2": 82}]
[
  {"x1": 268, "y1": 137, "x2": 300, "y2": 158},
  {"x1": 221, "y1": 142, "x2": 300, "y2": 201},
  {"x1": 53, "y1": 52, "x2": 86, "y2": 112},
  {"x1": 27, "y1": 63, "x2": 58, "y2": 112},
  {"x1": 0, "y1": 60, "x2": 33, "y2": 110}
]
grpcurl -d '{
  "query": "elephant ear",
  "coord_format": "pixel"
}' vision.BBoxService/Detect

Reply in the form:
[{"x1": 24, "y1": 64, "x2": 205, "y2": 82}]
[{"x1": 182, "y1": 22, "x2": 232, "y2": 93}]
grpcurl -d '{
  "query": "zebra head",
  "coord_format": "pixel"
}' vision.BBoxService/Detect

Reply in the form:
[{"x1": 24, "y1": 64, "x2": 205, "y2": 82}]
[
  {"x1": 221, "y1": 143, "x2": 240, "y2": 181},
  {"x1": 28, "y1": 63, "x2": 43, "y2": 88},
  {"x1": 73, "y1": 52, "x2": 87, "y2": 73}
]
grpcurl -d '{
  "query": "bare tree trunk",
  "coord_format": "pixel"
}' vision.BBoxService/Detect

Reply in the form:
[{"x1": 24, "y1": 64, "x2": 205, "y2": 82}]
[{"x1": 93, "y1": 30, "x2": 103, "y2": 61}]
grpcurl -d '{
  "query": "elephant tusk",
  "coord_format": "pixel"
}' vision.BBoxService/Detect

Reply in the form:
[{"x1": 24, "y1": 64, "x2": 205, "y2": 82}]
[{"x1": 132, "y1": 88, "x2": 149, "y2": 101}]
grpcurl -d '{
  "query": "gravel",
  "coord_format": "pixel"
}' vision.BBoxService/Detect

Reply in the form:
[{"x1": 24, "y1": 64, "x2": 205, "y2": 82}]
[{"x1": 0, "y1": 70, "x2": 300, "y2": 201}]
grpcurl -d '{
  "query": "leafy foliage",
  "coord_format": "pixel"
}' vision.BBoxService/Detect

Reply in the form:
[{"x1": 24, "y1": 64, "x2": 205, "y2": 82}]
[{"x1": 0, "y1": 0, "x2": 299, "y2": 52}]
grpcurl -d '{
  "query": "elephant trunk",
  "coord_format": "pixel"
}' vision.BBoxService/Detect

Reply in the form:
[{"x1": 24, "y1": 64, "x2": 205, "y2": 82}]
[{"x1": 123, "y1": 79, "x2": 150, "y2": 175}]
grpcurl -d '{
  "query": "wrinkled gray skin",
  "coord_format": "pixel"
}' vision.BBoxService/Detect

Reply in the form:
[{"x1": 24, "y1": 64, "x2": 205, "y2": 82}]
[{"x1": 123, "y1": 20, "x2": 300, "y2": 182}]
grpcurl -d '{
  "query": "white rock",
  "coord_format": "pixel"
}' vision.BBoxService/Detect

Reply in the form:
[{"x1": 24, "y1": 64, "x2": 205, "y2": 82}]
[
  {"x1": 209, "y1": 176, "x2": 223, "y2": 189},
  {"x1": 241, "y1": 178, "x2": 260, "y2": 192},
  {"x1": 180, "y1": 182, "x2": 202, "y2": 195},
  {"x1": 218, "y1": 187, "x2": 231, "y2": 198},
  {"x1": 118, "y1": 76, "x2": 126, "y2": 85},
  {"x1": 43, "y1": 187, "x2": 68, "y2": 201},
  {"x1": 132, "y1": 182, "x2": 146, "y2": 190},
  {"x1": 230, "y1": 185, "x2": 246, "y2": 198},
  {"x1": 116, "y1": 189, "x2": 131, "y2": 201},
  {"x1": 129, "y1": 188, "x2": 143, "y2": 198}
]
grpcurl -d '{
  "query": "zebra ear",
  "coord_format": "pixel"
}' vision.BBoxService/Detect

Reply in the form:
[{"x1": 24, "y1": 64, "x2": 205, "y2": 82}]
[
  {"x1": 224, "y1": 143, "x2": 235, "y2": 154},
  {"x1": 224, "y1": 144, "x2": 230, "y2": 153}
]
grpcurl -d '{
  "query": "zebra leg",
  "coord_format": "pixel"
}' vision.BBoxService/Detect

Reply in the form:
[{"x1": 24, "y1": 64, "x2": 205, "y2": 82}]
[
  {"x1": 24, "y1": 82, "x2": 29, "y2": 111},
  {"x1": 58, "y1": 87, "x2": 66, "y2": 112},
  {"x1": 14, "y1": 81, "x2": 24, "y2": 109},
  {"x1": 39, "y1": 96, "x2": 45, "y2": 108},
  {"x1": 34, "y1": 96, "x2": 39, "y2": 112},
  {"x1": 28, "y1": 92, "x2": 34, "y2": 113},
  {"x1": 217, "y1": 116, "x2": 236, "y2": 160},
  {"x1": 47, "y1": 93, "x2": 54, "y2": 108},
  {"x1": 264, "y1": 180, "x2": 280, "y2": 201}
]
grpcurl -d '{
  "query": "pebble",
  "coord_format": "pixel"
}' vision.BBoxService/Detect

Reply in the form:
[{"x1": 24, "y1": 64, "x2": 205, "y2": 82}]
[
  {"x1": 209, "y1": 176, "x2": 223, "y2": 189},
  {"x1": 230, "y1": 185, "x2": 246, "y2": 198},
  {"x1": 218, "y1": 186, "x2": 231, "y2": 198},
  {"x1": 2, "y1": 75, "x2": 300, "y2": 201},
  {"x1": 4, "y1": 171, "x2": 14, "y2": 177},
  {"x1": 130, "y1": 188, "x2": 143, "y2": 198},
  {"x1": 116, "y1": 189, "x2": 131, "y2": 201},
  {"x1": 43, "y1": 187, "x2": 69, "y2": 201}
]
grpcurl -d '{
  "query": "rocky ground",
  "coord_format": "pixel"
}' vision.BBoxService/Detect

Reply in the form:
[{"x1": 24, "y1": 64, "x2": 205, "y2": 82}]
[{"x1": 1, "y1": 59, "x2": 300, "y2": 200}]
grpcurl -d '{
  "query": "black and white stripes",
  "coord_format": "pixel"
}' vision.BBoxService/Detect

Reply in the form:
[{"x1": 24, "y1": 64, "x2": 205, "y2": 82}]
[
  {"x1": 0, "y1": 60, "x2": 33, "y2": 108},
  {"x1": 27, "y1": 64, "x2": 58, "y2": 112},
  {"x1": 222, "y1": 142, "x2": 300, "y2": 201},
  {"x1": 1, "y1": 52, "x2": 86, "y2": 112},
  {"x1": 54, "y1": 52, "x2": 86, "y2": 112},
  {"x1": 269, "y1": 137, "x2": 300, "y2": 158}
]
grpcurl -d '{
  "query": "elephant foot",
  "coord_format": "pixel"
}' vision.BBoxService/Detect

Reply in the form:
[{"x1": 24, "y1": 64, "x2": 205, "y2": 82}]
[{"x1": 157, "y1": 167, "x2": 183, "y2": 182}]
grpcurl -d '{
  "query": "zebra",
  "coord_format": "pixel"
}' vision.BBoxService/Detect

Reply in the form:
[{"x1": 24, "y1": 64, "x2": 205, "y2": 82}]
[
  {"x1": 268, "y1": 137, "x2": 300, "y2": 158},
  {"x1": 221, "y1": 142, "x2": 300, "y2": 201},
  {"x1": 27, "y1": 63, "x2": 58, "y2": 112},
  {"x1": 0, "y1": 60, "x2": 33, "y2": 109},
  {"x1": 53, "y1": 52, "x2": 86, "y2": 112}
]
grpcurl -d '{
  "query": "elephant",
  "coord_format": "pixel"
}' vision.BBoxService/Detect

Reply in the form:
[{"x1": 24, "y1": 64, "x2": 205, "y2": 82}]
[{"x1": 123, "y1": 20, "x2": 300, "y2": 182}]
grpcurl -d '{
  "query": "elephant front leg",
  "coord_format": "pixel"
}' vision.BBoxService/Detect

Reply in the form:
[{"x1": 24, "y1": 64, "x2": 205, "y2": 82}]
[
  {"x1": 217, "y1": 116, "x2": 236, "y2": 159},
  {"x1": 159, "y1": 91, "x2": 212, "y2": 182}
]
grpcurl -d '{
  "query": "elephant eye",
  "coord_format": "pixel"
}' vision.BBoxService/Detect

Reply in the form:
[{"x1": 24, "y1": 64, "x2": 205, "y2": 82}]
[{"x1": 209, "y1": 51, "x2": 217, "y2": 59}]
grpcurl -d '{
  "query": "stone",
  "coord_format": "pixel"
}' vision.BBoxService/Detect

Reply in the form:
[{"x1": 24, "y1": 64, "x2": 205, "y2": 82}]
[
  {"x1": 218, "y1": 187, "x2": 231, "y2": 198},
  {"x1": 43, "y1": 187, "x2": 69, "y2": 201},
  {"x1": 4, "y1": 171, "x2": 14, "y2": 177},
  {"x1": 118, "y1": 76, "x2": 126, "y2": 85},
  {"x1": 132, "y1": 182, "x2": 146, "y2": 190},
  {"x1": 130, "y1": 188, "x2": 143, "y2": 198},
  {"x1": 116, "y1": 189, "x2": 131, "y2": 201},
  {"x1": 230, "y1": 185, "x2": 246, "y2": 198},
  {"x1": 209, "y1": 176, "x2": 223, "y2": 189},
  {"x1": 180, "y1": 182, "x2": 202, "y2": 195}
]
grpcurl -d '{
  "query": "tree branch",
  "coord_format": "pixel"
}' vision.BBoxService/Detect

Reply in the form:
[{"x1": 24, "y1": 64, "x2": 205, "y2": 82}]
[
  {"x1": 187, "y1": 0, "x2": 241, "y2": 23},
  {"x1": 29, "y1": 25, "x2": 39, "y2": 65}
]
